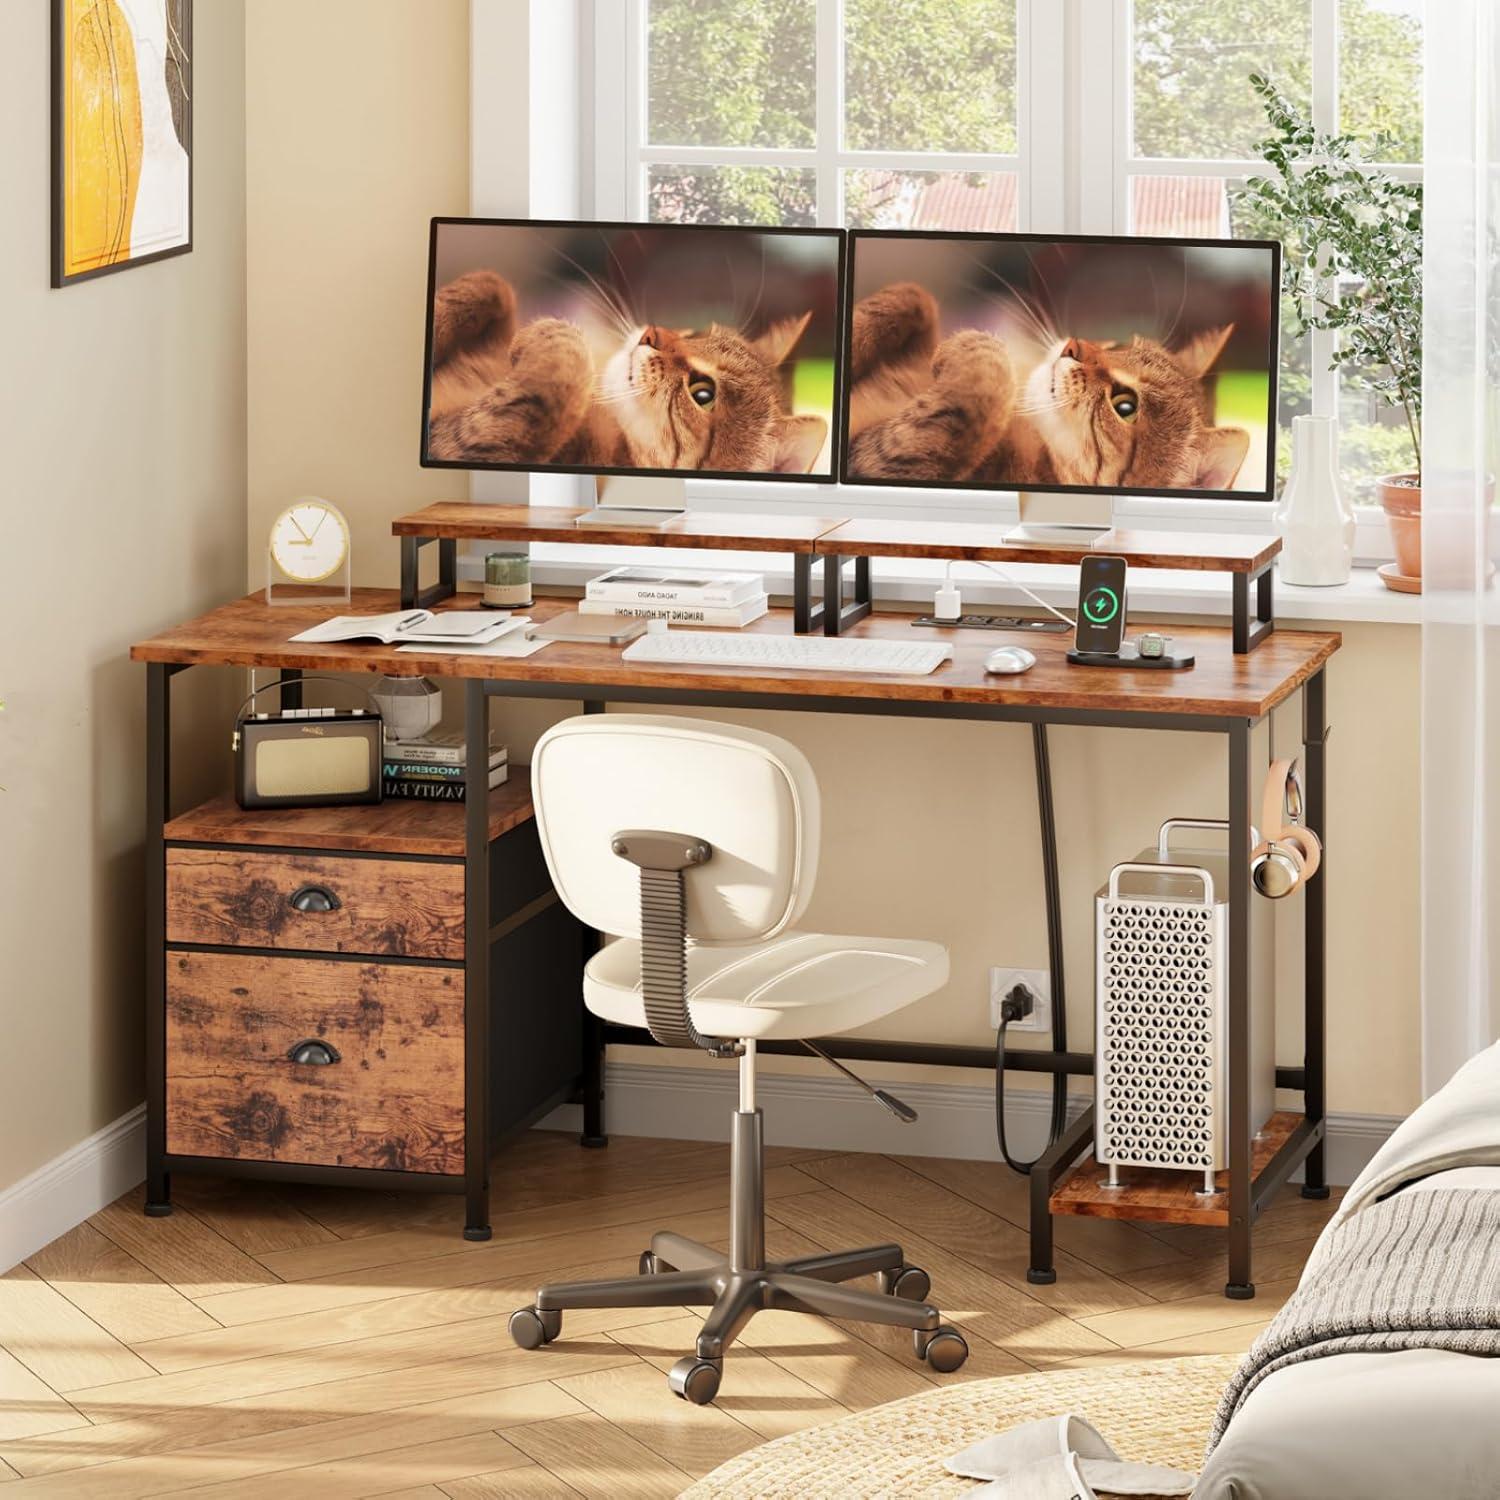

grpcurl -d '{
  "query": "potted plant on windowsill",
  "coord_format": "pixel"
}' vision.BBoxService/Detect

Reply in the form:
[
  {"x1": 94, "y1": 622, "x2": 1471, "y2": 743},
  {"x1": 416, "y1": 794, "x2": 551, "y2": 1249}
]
[{"x1": 1237, "y1": 74, "x2": 1424, "y2": 589}]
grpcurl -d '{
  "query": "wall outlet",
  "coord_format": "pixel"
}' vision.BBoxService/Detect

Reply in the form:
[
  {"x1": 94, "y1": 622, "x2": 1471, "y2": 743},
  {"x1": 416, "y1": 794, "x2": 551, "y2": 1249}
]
[{"x1": 989, "y1": 967, "x2": 1052, "y2": 1034}]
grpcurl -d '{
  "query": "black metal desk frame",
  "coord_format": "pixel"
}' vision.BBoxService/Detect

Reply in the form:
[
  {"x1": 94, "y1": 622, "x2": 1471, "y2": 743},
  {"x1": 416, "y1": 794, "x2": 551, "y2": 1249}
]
[
  {"x1": 479, "y1": 666, "x2": 1327, "y2": 1299},
  {"x1": 145, "y1": 643, "x2": 1327, "y2": 1291}
]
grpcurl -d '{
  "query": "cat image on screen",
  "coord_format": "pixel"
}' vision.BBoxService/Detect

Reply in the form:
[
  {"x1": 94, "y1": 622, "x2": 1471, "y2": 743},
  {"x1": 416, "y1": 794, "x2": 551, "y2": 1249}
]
[
  {"x1": 426, "y1": 271, "x2": 829, "y2": 475},
  {"x1": 847, "y1": 282, "x2": 1250, "y2": 491}
]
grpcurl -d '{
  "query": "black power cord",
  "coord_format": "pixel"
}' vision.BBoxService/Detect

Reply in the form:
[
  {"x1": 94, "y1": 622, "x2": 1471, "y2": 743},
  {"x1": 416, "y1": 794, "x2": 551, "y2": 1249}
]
[{"x1": 995, "y1": 723, "x2": 1070, "y2": 1175}]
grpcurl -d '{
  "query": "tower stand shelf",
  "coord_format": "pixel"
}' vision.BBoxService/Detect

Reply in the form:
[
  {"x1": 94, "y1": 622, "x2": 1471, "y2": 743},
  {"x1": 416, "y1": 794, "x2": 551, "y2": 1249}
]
[{"x1": 391, "y1": 504, "x2": 1281, "y2": 650}]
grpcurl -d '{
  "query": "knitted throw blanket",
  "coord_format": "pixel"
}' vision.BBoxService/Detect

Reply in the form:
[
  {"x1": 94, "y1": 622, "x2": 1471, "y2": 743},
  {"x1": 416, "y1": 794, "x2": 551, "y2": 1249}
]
[{"x1": 1208, "y1": 1188, "x2": 1500, "y2": 1451}]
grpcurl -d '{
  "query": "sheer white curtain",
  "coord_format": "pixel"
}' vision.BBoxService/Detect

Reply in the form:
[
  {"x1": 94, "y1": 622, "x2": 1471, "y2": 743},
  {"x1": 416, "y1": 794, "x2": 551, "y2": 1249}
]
[{"x1": 1421, "y1": 0, "x2": 1500, "y2": 1093}]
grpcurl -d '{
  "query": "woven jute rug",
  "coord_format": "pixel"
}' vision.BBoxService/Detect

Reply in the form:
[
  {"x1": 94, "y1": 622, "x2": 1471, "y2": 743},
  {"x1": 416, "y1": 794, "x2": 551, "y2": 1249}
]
[{"x1": 682, "y1": 1353, "x2": 1237, "y2": 1499}]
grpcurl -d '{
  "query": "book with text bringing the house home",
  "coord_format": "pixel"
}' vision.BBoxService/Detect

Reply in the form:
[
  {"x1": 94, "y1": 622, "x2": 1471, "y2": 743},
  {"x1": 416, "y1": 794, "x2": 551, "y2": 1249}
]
[{"x1": 583, "y1": 566, "x2": 765, "y2": 608}]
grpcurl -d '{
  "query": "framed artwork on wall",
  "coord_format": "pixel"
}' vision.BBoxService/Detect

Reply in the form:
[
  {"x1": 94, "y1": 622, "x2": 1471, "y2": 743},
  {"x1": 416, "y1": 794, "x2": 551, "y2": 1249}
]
[{"x1": 52, "y1": 0, "x2": 193, "y2": 288}]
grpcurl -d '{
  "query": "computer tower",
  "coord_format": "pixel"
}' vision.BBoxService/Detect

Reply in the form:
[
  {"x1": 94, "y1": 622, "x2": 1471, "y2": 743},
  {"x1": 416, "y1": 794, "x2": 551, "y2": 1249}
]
[{"x1": 1094, "y1": 821, "x2": 1275, "y2": 1186}]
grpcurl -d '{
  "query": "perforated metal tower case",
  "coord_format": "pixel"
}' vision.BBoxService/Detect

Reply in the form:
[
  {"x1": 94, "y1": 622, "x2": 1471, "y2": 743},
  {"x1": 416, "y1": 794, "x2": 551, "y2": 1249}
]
[{"x1": 1094, "y1": 824, "x2": 1275, "y2": 1182}]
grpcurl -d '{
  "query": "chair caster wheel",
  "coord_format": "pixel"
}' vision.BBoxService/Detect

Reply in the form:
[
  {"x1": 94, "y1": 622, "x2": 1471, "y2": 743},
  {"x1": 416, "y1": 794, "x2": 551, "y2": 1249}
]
[
  {"x1": 668, "y1": 1356, "x2": 722, "y2": 1405},
  {"x1": 639, "y1": 1250, "x2": 675, "y2": 1275},
  {"x1": 914, "y1": 1325, "x2": 968, "y2": 1373},
  {"x1": 880, "y1": 1263, "x2": 931, "y2": 1302},
  {"x1": 509, "y1": 1307, "x2": 560, "y2": 1350}
]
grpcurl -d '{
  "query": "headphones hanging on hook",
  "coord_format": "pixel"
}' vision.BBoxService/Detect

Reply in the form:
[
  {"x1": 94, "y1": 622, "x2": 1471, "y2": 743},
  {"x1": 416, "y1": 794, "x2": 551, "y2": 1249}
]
[{"x1": 1251, "y1": 758, "x2": 1321, "y2": 898}]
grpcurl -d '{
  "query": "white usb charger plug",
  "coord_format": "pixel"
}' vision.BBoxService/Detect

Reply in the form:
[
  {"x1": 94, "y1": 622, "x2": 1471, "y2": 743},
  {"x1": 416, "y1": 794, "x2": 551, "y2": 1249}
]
[{"x1": 934, "y1": 568, "x2": 962, "y2": 622}]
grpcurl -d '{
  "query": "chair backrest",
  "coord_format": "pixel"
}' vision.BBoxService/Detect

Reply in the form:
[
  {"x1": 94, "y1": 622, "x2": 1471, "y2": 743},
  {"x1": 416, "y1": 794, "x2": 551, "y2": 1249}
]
[{"x1": 531, "y1": 714, "x2": 821, "y2": 945}]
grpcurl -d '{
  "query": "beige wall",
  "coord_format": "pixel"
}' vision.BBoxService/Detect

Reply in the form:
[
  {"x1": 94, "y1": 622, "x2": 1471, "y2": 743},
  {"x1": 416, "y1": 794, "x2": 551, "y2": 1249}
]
[
  {"x1": 0, "y1": 6, "x2": 248, "y2": 1189},
  {"x1": 240, "y1": 3, "x2": 1423, "y2": 1125},
  {"x1": 493, "y1": 622, "x2": 1422, "y2": 1119},
  {"x1": 246, "y1": 0, "x2": 472, "y2": 589}
]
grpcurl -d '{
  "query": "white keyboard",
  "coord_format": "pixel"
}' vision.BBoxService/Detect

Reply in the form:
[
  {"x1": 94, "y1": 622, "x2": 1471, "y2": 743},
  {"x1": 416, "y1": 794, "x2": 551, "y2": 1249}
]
[{"x1": 622, "y1": 630, "x2": 954, "y2": 676}]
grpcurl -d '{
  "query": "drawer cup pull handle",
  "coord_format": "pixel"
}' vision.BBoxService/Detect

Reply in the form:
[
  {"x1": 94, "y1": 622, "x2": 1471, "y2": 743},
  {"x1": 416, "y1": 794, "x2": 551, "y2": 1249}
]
[
  {"x1": 288, "y1": 1040, "x2": 341, "y2": 1066},
  {"x1": 289, "y1": 884, "x2": 341, "y2": 914}
]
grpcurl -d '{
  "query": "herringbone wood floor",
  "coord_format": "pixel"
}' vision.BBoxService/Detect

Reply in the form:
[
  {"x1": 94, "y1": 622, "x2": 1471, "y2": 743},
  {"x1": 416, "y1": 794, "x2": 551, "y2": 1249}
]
[{"x1": 0, "y1": 1130, "x2": 1340, "y2": 1497}]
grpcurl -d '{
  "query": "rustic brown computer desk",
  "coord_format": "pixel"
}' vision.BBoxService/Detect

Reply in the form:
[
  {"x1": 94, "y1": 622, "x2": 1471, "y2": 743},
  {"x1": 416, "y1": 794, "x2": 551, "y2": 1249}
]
[{"x1": 133, "y1": 573, "x2": 1338, "y2": 1299}]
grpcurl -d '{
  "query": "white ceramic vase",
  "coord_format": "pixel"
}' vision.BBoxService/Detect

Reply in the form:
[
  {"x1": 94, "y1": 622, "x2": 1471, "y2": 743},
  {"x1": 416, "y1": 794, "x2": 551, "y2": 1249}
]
[{"x1": 1275, "y1": 415, "x2": 1355, "y2": 586}]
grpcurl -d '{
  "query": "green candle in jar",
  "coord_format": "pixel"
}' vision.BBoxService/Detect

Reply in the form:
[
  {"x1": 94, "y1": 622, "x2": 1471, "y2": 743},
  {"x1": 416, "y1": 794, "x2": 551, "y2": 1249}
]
[{"x1": 483, "y1": 552, "x2": 533, "y2": 609}]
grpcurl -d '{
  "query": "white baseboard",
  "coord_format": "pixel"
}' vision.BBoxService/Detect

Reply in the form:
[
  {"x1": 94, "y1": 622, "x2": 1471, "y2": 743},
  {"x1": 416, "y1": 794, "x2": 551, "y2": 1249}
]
[
  {"x1": 539, "y1": 1063, "x2": 1398, "y2": 1189},
  {"x1": 0, "y1": 1105, "x2": 146, "y2": 1274}
]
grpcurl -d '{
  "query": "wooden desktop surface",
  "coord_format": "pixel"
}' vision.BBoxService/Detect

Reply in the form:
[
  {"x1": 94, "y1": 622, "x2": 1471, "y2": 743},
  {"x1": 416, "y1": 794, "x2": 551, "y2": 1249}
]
[
  {"x1": 132, "y1": 591, "x2": 1339, "y2": 720},
  {"x1": 390, "y1": 503, "x2": 1280, "y2": 574}
]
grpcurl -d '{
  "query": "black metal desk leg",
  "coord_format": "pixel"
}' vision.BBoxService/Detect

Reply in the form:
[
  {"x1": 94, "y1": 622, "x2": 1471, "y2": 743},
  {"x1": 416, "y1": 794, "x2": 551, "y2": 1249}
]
[
  {"x1": 1226, "y1": 719, "x2": 1255, "y2": 1298},
  {"x1": 145, "y1": 663, "x2": 173, "y2": 1217},
  {"x1": 579, "y1": 699, "x2": 609, "y2": 1147},
  {"x1": 1027, "y1": 1106, "x2": 1094, "y2": 1284},
  {"x1": 463, "y1": 680, "x2": 493, "y2": 1240},
  {"x1": 1029, "y1": 1169, "x2": 1054, "y2": 1284},
  {"x1": 1301, "y1": 669, "x2": 1330, "y2": 1198}
]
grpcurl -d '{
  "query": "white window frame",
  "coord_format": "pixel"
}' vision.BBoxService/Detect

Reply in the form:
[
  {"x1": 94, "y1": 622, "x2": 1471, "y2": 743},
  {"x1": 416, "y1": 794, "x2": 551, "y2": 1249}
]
[{"x1": 581, "y1": 0, "x2": 1414, "y2": 556}]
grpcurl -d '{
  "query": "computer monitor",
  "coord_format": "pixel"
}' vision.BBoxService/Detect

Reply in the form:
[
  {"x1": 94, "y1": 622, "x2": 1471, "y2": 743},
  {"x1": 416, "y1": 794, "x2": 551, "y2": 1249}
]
[
  {"x1": 839, "y1": 231, "x2": 1280, "y2": 541},
  {"x1": 421, "y1": 217, "x2": 846, "y2": 522}
]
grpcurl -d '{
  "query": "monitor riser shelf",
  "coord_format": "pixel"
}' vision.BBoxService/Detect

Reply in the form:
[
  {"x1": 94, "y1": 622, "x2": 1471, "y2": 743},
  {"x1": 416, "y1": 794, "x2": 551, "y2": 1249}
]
[{"x1": 392, "y1": 504, "x2": 1280, "y2": 652}]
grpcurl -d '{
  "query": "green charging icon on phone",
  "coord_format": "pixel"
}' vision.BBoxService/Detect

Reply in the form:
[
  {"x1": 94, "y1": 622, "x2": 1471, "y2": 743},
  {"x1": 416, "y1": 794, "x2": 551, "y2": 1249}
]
[{"x1": 1083, "y1": 585, "x2": 1120, "y2": 624}]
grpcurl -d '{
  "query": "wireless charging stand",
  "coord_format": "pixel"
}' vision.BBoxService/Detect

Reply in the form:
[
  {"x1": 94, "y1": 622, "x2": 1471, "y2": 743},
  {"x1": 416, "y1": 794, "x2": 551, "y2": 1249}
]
[{"x1": 1067, "y1": 641, "x2": 1196, "y2": 670}]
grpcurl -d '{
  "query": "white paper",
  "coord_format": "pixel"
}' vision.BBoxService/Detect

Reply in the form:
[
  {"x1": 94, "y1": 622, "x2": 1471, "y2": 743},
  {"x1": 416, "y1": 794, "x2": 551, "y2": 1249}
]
[{"x1": 395, "y1": 632, "x2": 552, "y2": 659}]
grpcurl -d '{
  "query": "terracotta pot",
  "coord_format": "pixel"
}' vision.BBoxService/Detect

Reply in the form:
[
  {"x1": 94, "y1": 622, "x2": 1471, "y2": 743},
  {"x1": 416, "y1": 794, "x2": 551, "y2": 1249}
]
[{"x1": 1378, "y1": 472, "x2": 1422, "y2": 579}]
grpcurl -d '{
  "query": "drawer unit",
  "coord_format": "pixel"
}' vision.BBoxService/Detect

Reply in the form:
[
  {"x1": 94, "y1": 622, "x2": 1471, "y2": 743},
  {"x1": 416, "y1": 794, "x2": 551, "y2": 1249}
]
[
  {"x1": 166, "y1": 847, "x2": 465, "y2": 960},
  {"x1": 148, "y1": 766, "x2": 586, "y2": 1238},
  {"x1": 166, "y1": 950, "x2": 464, "y2": 1173}
]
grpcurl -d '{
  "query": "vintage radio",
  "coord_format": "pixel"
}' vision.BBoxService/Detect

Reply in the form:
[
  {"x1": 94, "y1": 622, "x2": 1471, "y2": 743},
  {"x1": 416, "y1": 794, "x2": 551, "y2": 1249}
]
[{"x1": 232, "y1": 679, "x2": 382, "y2": 809}]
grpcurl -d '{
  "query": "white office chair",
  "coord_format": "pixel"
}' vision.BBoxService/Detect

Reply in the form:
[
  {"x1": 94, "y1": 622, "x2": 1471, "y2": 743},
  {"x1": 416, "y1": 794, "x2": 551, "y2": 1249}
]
[{"x1": 508, "y1": 714, "x2": 968, "y2": 1404}]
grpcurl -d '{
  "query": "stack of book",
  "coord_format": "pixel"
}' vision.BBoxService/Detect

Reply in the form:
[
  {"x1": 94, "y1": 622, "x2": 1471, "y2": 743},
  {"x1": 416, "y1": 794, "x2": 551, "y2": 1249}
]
[
  {"x1": 382, "y1": 730, "x2": 508, "y2": 802},
  {"x1": 579, "y1": 566, "x2": 769, "y2": 627}
]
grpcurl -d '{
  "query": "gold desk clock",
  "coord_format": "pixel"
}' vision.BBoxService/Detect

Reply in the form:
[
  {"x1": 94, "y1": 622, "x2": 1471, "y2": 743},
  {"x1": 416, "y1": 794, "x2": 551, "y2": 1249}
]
[{"x1": 266, "y1": 497, "x2": 352, "y2": 607}]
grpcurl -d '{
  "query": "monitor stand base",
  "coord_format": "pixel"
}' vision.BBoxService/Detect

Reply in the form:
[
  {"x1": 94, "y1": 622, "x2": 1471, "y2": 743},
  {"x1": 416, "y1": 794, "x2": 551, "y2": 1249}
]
[
  {"x1": 575, "y1": 507, "x2": 683, "y2": 529},
  {"x1": 1004, "y1": 491, "x2": 1115, "y2": 547},
  {"x1": 1003, "y1": 523, "x2": 1115, "y2": 546},
  {"x1": 579, "y1": 475, "x2": 688, "y2": 529}
]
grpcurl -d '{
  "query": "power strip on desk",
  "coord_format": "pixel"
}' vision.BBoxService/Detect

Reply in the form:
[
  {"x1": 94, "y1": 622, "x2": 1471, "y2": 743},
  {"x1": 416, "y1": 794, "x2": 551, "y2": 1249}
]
[{"x1": 910, "y1": 614, "x2": 1070, "y2": 633}]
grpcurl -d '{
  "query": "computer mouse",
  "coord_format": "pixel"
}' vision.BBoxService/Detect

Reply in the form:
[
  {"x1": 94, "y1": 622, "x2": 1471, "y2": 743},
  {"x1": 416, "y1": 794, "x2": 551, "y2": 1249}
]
[{"x1": 984, "y1": 645, "x2": 1036, "y2": 675}]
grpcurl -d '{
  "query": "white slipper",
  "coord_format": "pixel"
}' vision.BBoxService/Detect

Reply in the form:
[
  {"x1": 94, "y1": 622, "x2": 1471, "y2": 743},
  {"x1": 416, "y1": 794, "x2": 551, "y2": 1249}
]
[
  {"x1": 967, "y1": 1450, "x2": 1097, "y2": 1498},
  {"x1": 947, "y1": 1414, "x2": 1196, "y2": 1496}
]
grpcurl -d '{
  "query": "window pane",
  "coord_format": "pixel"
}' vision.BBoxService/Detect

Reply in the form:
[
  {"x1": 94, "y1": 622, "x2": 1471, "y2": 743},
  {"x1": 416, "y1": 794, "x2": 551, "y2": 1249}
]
[
  {"x1": 843, "y1": 169, "x2": 1017, "y2": 230},
  {"x1": 1339, "y1": 0, "x2": 1423, "y2": 161},
  {"x1": 1130, "y1": 175, "x2": 1306, "y2": 496},
  {"x1": 1130, "y1": 174, "x2": 1233, "y2": 237},
  {"x1": 1339, "y1": 367, "x2": 1419, "y2": 503},
  {"x1": 647, "y1": 165, "x2": 818, "y2": 225},
  {"x1": 844, "y1": 0, "x2": 1017, "y2": 153},
  {"x1": 1133, "y1": 0, "x2": 1311, "y2": 160},
  {"x1": 646, "y1": 0, "x2": 815, "y2": 149}
]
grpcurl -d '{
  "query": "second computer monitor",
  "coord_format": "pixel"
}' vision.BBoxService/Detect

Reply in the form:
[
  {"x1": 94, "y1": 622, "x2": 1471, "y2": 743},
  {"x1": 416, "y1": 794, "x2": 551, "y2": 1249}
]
[{"x1": 841, "y1": 231, "x2": 1279, "y2": 502}]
